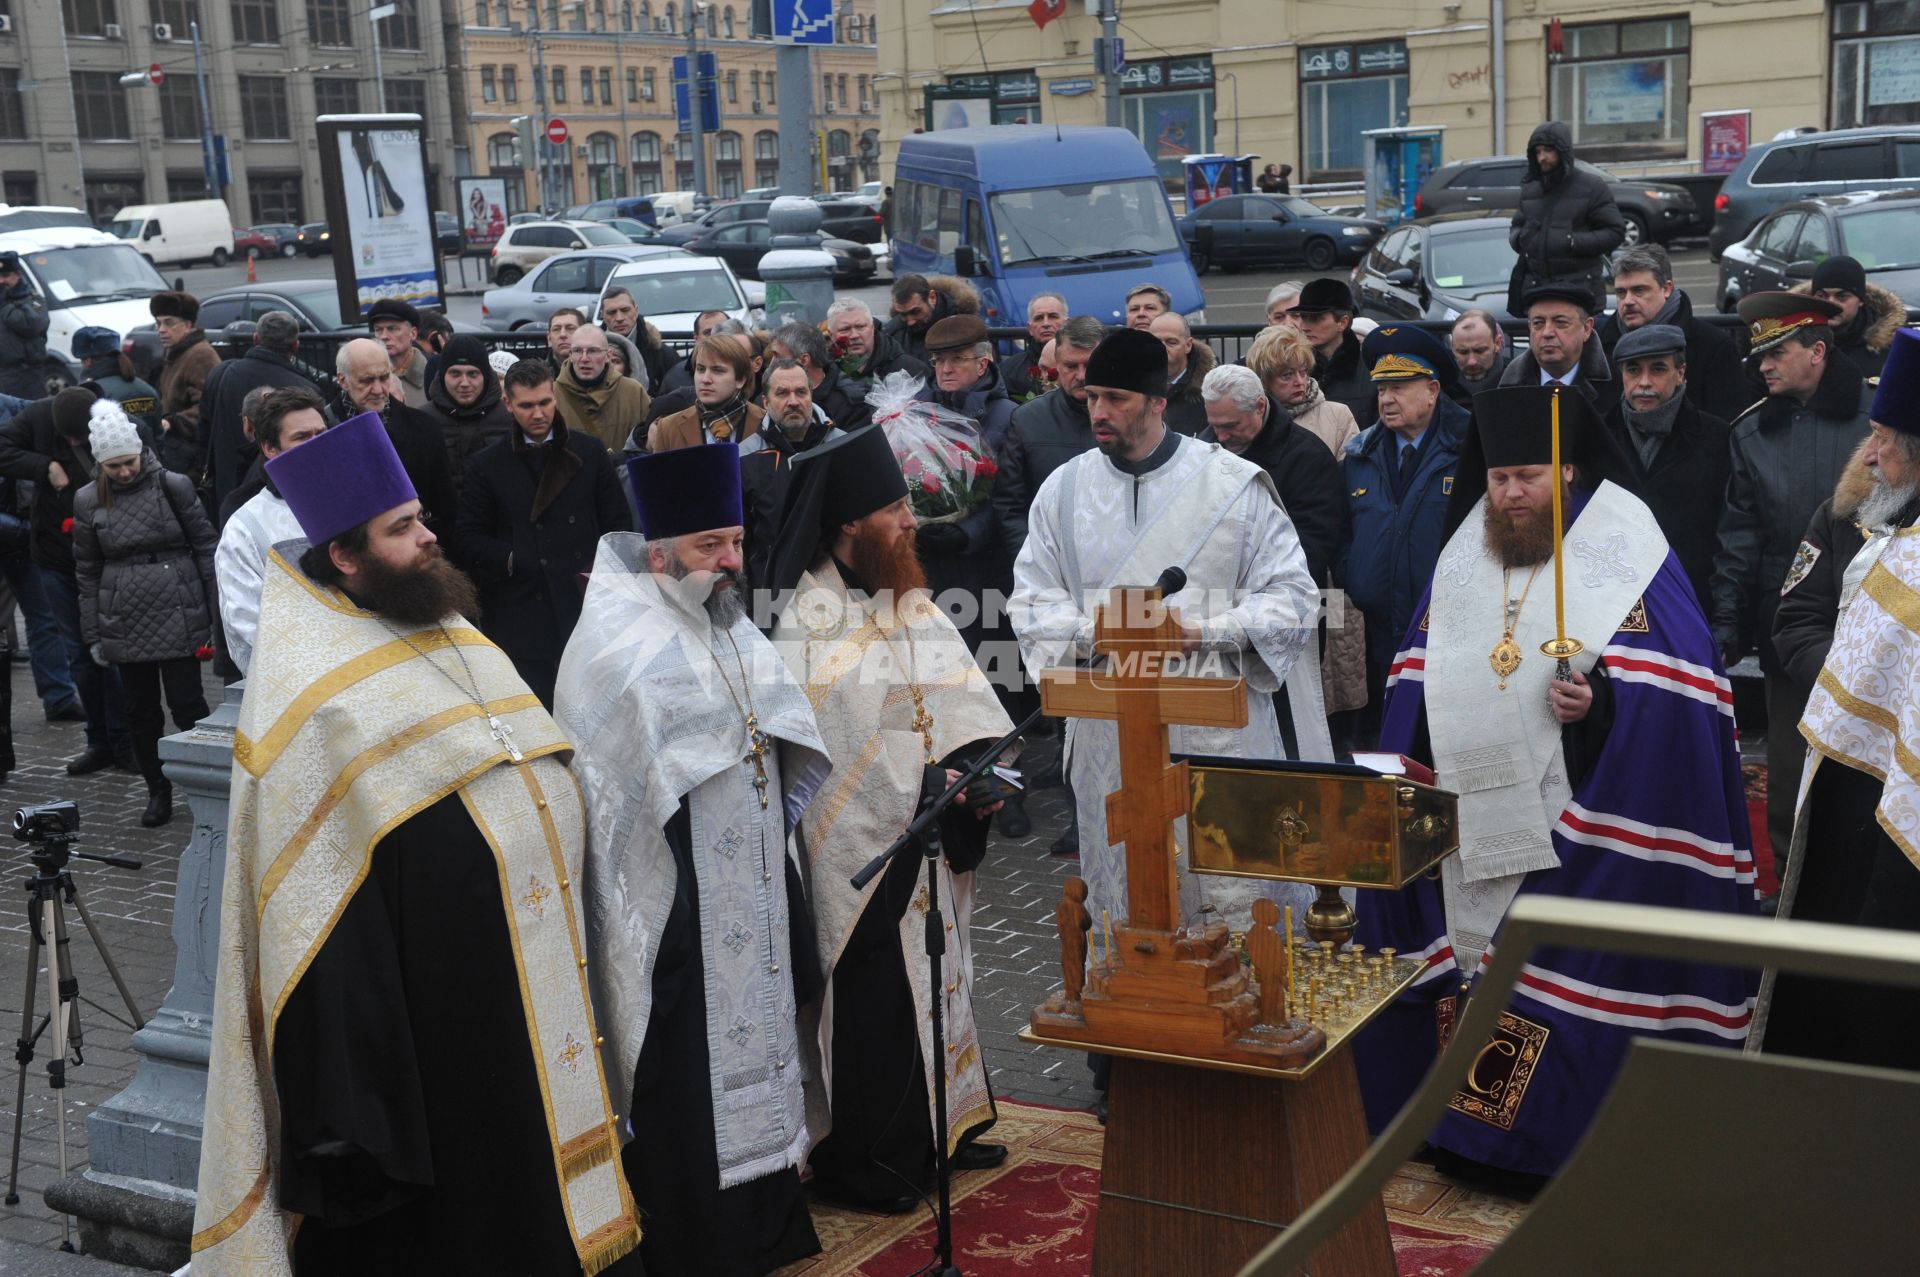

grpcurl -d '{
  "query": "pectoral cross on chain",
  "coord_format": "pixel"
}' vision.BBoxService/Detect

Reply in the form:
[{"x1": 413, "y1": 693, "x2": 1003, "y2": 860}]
[
  {"x1": 488, "y1": 713, "x2": 525, "y2": 763},
  {"x1": 910, "y1": 694, "x2": 936, "y2": 765},
  {"x1": 744, "y1": 713, "x2": 772, "y2": 809}
]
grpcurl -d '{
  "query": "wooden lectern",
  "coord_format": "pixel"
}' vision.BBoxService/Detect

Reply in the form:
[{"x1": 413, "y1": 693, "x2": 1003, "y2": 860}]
[{"x1": 1023, "y1": 582, "x2": 1452, "y2": 1277}]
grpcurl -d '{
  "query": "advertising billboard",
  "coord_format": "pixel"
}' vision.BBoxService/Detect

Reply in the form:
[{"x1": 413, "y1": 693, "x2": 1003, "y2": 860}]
[{"x1": 318, "y1": 114, "x2": 443, "y2": 319}]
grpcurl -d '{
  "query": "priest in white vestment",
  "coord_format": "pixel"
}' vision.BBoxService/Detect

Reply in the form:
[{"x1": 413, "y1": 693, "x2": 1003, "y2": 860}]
[
  {"x1": 555, "y1": 443, "x2": 831, "y2": 1277},
  {"x1": 767, "y1": 425, "x2": 1017, "y2": 1212},
  {"x1": 1010, "y1": 326, "x2": 1331, "y2": 937}
]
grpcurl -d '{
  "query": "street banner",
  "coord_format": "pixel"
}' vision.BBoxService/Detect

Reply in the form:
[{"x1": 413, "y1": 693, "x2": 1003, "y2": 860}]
[{"x1": 317, "y1": 113, "x2": 444, "y2": 319}]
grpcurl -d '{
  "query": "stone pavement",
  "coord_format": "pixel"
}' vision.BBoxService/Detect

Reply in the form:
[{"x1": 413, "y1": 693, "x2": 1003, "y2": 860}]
[{"x1": 0, "y1": 664, "x2": 1095, "y2": 1264}]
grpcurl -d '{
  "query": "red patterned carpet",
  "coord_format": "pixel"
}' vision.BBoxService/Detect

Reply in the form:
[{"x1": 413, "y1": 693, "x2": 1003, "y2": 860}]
[{"x1": 777, "y1": 1102, "x2": 1523, "y2": 1277}]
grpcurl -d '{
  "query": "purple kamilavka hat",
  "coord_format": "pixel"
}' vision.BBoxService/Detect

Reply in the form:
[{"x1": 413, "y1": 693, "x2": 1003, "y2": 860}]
[{"x1": 265, "y1": 411, "x2": 417, "y2": 546}]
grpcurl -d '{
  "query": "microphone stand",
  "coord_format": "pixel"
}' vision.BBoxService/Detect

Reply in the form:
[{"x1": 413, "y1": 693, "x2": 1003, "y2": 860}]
[{"x1": 850, "y1": 704, "x2": 1043, "y2": 1277}]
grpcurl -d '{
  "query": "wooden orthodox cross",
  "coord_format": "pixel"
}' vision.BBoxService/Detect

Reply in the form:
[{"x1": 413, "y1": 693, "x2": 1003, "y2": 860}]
[{"x1": 1038, "y1": 583, "x2": 1247, "y2": 935}]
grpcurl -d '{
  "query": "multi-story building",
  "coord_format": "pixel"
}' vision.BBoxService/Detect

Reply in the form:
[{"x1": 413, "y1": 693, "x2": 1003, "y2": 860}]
[
  {"x1": 0, "y1": 0, "x2": 454, "y2": 226},
  {"x1": 875, "y1": 0, "x2": 1920, "y2": 186},
  {"x1": 456, "y1": 0, "x2": 882, "y2": 214}
]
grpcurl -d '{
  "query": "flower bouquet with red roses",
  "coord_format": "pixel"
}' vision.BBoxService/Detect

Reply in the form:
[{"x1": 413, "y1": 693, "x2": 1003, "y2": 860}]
[
  {"x1": 1015, "y1": 361, "x2": 1059, "y2": 404},
  {"x1": 867, "y1": 372, "x2": 998, "y2": 524}
]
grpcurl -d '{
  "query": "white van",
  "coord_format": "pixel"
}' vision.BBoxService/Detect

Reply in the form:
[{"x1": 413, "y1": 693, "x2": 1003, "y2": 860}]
[
  {"x1": 647, "y1": 191, "x2": 700, "y2": 227},
  {"x1": 0, "y1": 227, "x2": 172, "y2": 385},
  {"x1": 107, "y1": 199, "x2": 236, "y2": 268}
]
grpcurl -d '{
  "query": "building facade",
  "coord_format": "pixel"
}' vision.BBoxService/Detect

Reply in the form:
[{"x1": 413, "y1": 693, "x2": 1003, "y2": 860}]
[
  {"x1": 457, "y1": 0, "x2": 882, "y2": 214},
  {"x1": 0, "y1": 0, "x2": 454, "y2": 225},
  {"x1": 877, "y1": 0, "x2": 1919, "y2": 186}
]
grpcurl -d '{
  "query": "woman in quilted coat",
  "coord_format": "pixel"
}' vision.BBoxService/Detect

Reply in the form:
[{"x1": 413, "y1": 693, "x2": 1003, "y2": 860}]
[{"x1": 72, "y1": 400, "x2": 217, "y2": 827}]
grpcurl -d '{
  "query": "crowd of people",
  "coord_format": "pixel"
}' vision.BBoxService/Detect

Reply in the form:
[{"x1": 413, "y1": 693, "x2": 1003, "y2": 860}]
[{"x1": 1, "y1": 125, "x2": 1915, "y2": 1276}]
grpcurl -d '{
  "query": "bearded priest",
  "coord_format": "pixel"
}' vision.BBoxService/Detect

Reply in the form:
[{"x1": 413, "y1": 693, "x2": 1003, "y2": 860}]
[
  {"x1": 1353, "y1": 386, "x2": 1757, "y2": 1181},
  {"x1": 767, "y1": 424, "x2": 1016, "y2": 1213},
  {"x1": 1009, "y1": 326, "x2": 1331, "y2": 935},
  {"x1": 555, "y1": 442, "x2": 832, "y2": 1276},
  {"x1": 193, "y1": 412, "x2": 642, "y2": 1276}
]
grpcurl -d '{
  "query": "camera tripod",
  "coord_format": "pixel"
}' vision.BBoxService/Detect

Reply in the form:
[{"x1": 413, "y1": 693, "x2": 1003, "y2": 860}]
[{"x1": 3, "y1": 836, "x2": 145, "y2": 1251}]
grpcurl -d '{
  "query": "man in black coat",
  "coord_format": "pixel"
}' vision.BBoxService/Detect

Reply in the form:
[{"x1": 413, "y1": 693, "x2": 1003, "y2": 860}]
[
  {"x1": 1293, "y1": 278, "x2": 1375, "y2": 427},
  {"x1": 827, "y1": 298, "x2": 929, "y2": 391},
  {"x1": 1196, "y1": 364, "x2": 1347, "y2": 586},
  {"x1": 992, "y1": 315, "x2": 1106, "y2": 561},
  {"x1": 1601, "y1": 324, "x2": 1729, "y2": 610},
  {"x1": 0, "y1": 251, "x2": 49, "y2": 400},
  {"x1": 1598, "y1": 244, "x2": 1750, "y2": 423},
  {"x1": 201, "y1": 310, "x2": 319, "y2": 519},
  {"x1": 0, "y1": 386, "x2": 132, "y2": 772},
  {"x1": 456, "y1": 359, "x2": 632, "y2": 707},
  {"x1": 422, "y1": 334, "x2": 515, "y2": 485},
  {"x1": 332, "y1": 337, "x2": 459, "y2": 551},
  {"x1": 1498, "y1": 283, "x2": 1621, "y2": 418},
  {"x1": 1002, "y1": 292, "x2": 1067, "y2": 399},
  {"x1": 768, "y1": 321, "x2": 871, "y2": 433},
  {"x1": 1808, "y1": 255, "x2": 1904, "y2": 381},
  {"x1": 1506, "y1": 120, "x2": 1625, "y2": 314}
]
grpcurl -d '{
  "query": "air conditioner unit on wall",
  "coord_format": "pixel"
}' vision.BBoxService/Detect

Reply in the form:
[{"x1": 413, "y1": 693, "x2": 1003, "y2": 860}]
[
  {"x1": 751, "y1": 99, "x2": 763, "y2": 112},
  {"x1": 860, "y1": 98, "x2": 871, "y2": 112},
  {"x1": 103, "y1": 22, "x2": 124, "y2": 37},
  {"x1": 824, "y1": 101, "x2": 836, "y2": 113},
  {"x1": 153, "y1": 22, "x2": 173, "y2": 39}
]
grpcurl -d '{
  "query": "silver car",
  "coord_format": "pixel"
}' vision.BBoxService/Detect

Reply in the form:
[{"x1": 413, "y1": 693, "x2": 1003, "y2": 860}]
[{"x1": 481, "y1": 244, "x2": 690, "y2": 331}]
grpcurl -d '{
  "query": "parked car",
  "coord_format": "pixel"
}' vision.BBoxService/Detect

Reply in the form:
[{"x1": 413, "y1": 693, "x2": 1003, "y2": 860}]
[
  {"x1": 0, "y1": 205, "x2": 93, "y2": 233},
  {"x1": 481, "y1": 243, "x2": 690, "y2": 331},
  {"x1": 677, "y1": 219, "x2": 876, "y2": 285},
  {"x1": 594, "y1": 254, "x2": 765, "y2": 341},
  {"x1": 655, "y1": 197, "x2": 883, "y2": 246},
  {"x1": 1708, "y1": 126, "x2": 1920, "y2": 259},
  {"x1": 742, "y1": 186, "x2": 784, "y2": 200},
  {"x1": 1179, "y1": 192, "x2": 1386, "y2": 274},
  {"x1": 604, "y1": 217, "x2": 660, "y2": 243},
  {"x1": 232, "y1": 227, "x2": 278, "y2": 259},
  {"x1": 856, "y1": 180, "x2": 884, "y2": 201},
  {"x1": 250, "y1": 223, "x2": 301, "y2": 257},
  {"x1": 1414, "y1": 155, "x2": 1695, "y2": 247},
  {"x1": 1350, "y1": 213, "x2": 1520, "y2": 322},
  {"x1": 1716, "y1": 189, "x2": 1920, "y2": 312},
  {"x1": 296, "y1": 222, "x2": 331, "y2": 257},
  {"x1": 488, "y1": 219, "x2": 631, "y2": 285}
]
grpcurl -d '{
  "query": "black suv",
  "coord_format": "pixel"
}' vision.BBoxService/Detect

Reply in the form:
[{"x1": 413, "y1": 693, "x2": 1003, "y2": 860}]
[
  {"x1": 1414, "y1": 156, "x2": 1694, "y2": 247},
  {"x1": 1707, "y1": 126, "x2": 1920, "y2": 259},
  {"x1": 656, "y1": 198, "x2": 881, "y2": 246}
]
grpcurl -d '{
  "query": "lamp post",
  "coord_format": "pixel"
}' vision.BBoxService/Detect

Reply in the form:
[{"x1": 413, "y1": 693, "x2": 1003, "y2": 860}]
[
  {"x1": 685, "y1": 0, "x2": 709, "y2": 199},
  {"x1": 368, "y1": 3, "x2": 396, "y2": 107},
  {"x1": 1220, "y1": 71, "x2": 1240, "y2": 154}
]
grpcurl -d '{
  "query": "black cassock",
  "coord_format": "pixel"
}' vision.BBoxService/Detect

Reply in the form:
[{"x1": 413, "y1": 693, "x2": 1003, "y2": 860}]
[
  {"x1": 622, "y1": 800, "x2": 823, "y2": 1277},
  {"x1": 274, "y1": 792, "x2": 644, "y2": 1276},
  {"x1": 1765, "y1": 761, "x2": 1920, "y2": 1070},
  {"x1": 807, "y1": 753, "x2": 999, "y2": 1211}
]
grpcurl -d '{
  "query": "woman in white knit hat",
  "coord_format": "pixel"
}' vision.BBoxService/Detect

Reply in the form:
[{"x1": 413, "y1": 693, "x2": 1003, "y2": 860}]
[{"x1": 70, "y1": 400, "x2": 219, "y2": 827}]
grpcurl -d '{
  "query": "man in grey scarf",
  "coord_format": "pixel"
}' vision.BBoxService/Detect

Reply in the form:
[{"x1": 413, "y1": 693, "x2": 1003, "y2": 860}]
[{"x1": 1601, "y1": 323, "x2": 1730, "y2": 609}]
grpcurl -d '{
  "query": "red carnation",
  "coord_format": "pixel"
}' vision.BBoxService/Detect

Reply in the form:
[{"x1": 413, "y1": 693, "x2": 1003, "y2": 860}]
[
  {"x1": 61, "y1": 517, "x2": 73, "y2": 535},
  {"x1": 921, "y1": 474, "x2": 942, "y2": 494},
  {"x1": 977, "y1": 457, "x2": 998, "y2": 478},
  {"x1": 195, "y1": 644, "x2": 215, "y2": 661}
]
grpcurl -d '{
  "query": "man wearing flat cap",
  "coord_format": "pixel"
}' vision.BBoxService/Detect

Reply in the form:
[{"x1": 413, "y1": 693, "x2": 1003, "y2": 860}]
[
  {"x1": 1765, "y1": 327, "x2": 1920, "y2": 1068},
  {"x1": 1012, "y1": 326, "x2": 1331, "y2": 940},
  {"x1": 769, "y1": 425, "x2": 1016, "y2": 1212},
  {"x1": 1714, "y1": 290, "x2": 1872, "y2": 865},
  {"x1": 556, "y1": 443, "x2": 830, "y2": 1276},
  {"x1": 1498, "y1": 283, "x2": 1618, "y2": 415},
  {"x1": 0, "y1": 248, "x2": 49, "y2": 399},
  {"x1": 194, "y1": 411, "x2": 643, "y2": 1276},
  {"x1": 1340, "y1": 323, "x2": 1472, "y2": 727},
  {"x1": 368, "y1": 298, "x2": 431, "y2": 409},
  {"x1": 1293, "y1": 277, "x2": 1375, "y2": 426},
  {"x1": 1355, "y1": 384, "x2": 1753, "y2": 1181},
  {"x1": 1602, "y1": 322, "x2": 1730, "y2": 609},
  {"x1": 149, "y1": 290, "x2": 220, "y2": 483}
]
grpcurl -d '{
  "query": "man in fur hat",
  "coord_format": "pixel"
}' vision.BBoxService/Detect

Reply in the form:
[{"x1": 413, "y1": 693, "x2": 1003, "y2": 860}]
[{"x1": 149, "y1": 290, "x2": 220, "y2": 482}]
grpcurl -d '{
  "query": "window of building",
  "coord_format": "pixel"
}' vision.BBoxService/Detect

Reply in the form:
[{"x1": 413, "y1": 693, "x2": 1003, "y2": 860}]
[
  {"x1": 704, "y1": 4, "x2": 714, "y2": 35},
  {"x1": 151, "y1": 0, "x2": 197, "y2": 36},
  {"x1": 599, "y1": 67, "x2": 612, "y2": 104},
  {"x1": 553, "y1": 67, "x2": 566, "y2": 103},
  {"x1": 587, "y1": 131, "x2": 624, "y2": 197},
  {"x1": 542, "y1": 0, "x2": 555, "y2": 26},
  {"x1": 1299, "y1": 43, "x2": 1401, "y2": 179},
  {"x1": 627, "y1": 67, "x2": 639, "y2": 102},
  {"x1": 837, "y1": 74, "x2": 848, "y2": 108},
  {"x1": 631, "y1": 130, "x2": 661, "y2": 194},
  {"x1": 754, "y1": 128, "x2": 777, "y2": 186},
  {"x1": 1833, "y1": 1, "x2": 1920, "y2": 127},
  {"x1": 715, "y1": 129, "x2": 741, "y2": 196},
  {"x1": 230, "y1": 0, "x2": 278, "y2": 43},
  {"x1": 240, "y1": 75, "x2": 290, "y2": 139},
  {"x1": 821, "y1": 72, "x2": 833, "y2": 109},
  {"x1": 593, "y1": 0, "x2": 605, "y2": 29},
  {"x1": 3, "y1": 175, "x2": 38, "y2": 206},
  {"x1": 725, "y1": 70, "x2": 737, "y2": 103},
  {"x1": 642, "y1": 66, "x2": 655, "y2": 100},
  {"x1": 382, "y1": 0, "x2": 421, "y2": 49},
  {"x1": 249, "y1": 173, "x2": 302, "y2": 222},
  {"x1": 638, "y1": 0, "x2": 649, "y2": 25},
  {"x1": 859, "y1": 127, "x2": 880, "y2": 180},
  {"x1": 582, "y1": 67, "x2": 594, "y2": 102},
  {"x1": 488, "y1": 132, "x2": 517, "y2": 167},
  {"x1": 767, "y1": 70, "x2": 775, "y2": 104},
  {"x1": 308, "y1": 0, "x2": 352, "y2": 46},
  {"x1": 566, "y1": 0, "x2": 583, "y2": 28},
  {"x1": 722, "y1": 4, "x2": 733, "y2": 37},
  {"x1": 159, "y1": 75, "x2": 199, "y2": 138},
  {"x1": 481, "y1": 66, "x2": 498, "y2": 103},
  {"x1": 1547, "y1": 17, "x2": 1689, "y2": 158},
  {"x1": 473, "y1": 0, "x2": 487, "y2": 24},
  {"x1": 749, "y1": 68, "x2": 761, "y2": 106},
  {"x1": 385, "y1": 77, "x2": 426, "y2": 121},
  {"x1": 314, "y1": 76, "x2": 359, "y2": 115},
  {"x1": 73, "y1": 71, "x2": 131, "y2": 140},
  {"x1": 503, "y1": 66, "x2": 518, "y2": 102},
  {"x1": 826, "y1": 127, "x2": 850, "y2": 190},
  {"x1": 857, "y1": 74, "x2": 869, "y2": 109},
  {"x1": 488, "y1": 133, "x2": 527, "y2": 214},
  {"x1": 661, "y1": 2, "x2": 672, "y2": 31},
  {"x1": 63, "y1": 0, "x2": 116, "y2": 37},
  {"x1": 84, "y1": 175, "x2": 144, "y2": 225},
  {"x1": 941, "y1": 70, "x2": 1040, "y2": 125},
  {"x1": 622, "y1": 0, "x2": 632, "y2": 31},
  {"x1": 0, "y1": 71, "x2": 24, "y2": 140}
]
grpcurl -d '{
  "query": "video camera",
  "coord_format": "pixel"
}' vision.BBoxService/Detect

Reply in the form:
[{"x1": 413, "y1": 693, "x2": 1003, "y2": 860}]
[{"x1": 13, "y1": 801, "x2": 79, "y2": 842}]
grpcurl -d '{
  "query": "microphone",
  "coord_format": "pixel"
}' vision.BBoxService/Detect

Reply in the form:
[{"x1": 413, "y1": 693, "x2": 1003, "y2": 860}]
[{"x1": 1155, "y1": 565, "x2": 1187, "y2": 596}]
